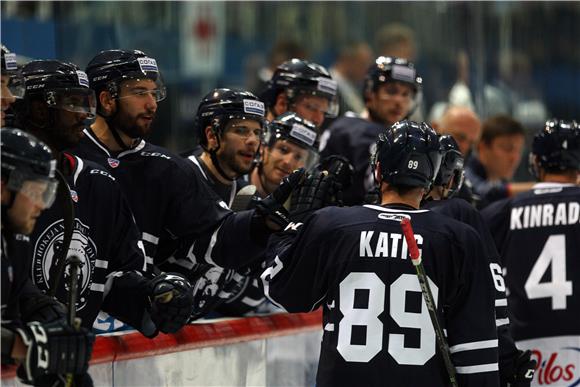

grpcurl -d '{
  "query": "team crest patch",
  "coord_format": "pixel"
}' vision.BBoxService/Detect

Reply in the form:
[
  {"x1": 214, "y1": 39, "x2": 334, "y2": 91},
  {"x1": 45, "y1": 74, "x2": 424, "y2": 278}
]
[
  {"x1": 107, "y1": 158, "x2": 120, "y2": 168},
  {"x1": 32, "y1": 219, "x2": 98, "y2": 311},
  {"x1": 70, "y1": 190, "x2": 79, "y2": 202}
]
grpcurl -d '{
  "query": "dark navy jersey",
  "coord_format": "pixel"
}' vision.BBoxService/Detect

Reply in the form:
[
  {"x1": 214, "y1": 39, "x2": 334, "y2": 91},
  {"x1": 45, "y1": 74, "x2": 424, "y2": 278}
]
[
  {"x1": 72, "y1": 129, "x2": 267, "y2": 272},
  {"x1": 319, "y1": 116, "x2": 384, "y2": 206},
  {"x1": 29, "y1": 155, "x2": 152, "y2": 331},
  {"x1": 1, "y1": 232, "x2": 32, "y2": 322},
  {"x1": 465, "y1": 156, "x2": 510, "y2": 209},
  {"x1": 423, "y1": 198, "x2": 520, "y2": 384},
  {"x1": 263, "y1": 204, "x2": 499, "y2": 387},
  {"x1": 481, "y1": 183, "x2": 580, "y2": 342}
]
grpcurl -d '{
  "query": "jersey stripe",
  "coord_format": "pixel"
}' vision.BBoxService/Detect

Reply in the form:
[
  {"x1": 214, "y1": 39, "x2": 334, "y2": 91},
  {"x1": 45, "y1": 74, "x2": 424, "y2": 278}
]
[
  {"x1": 456, "y1": 363, "x2": 499, "y2": 374},
  {"x1": 449, "y1": 339, "x2": 498, "y2": 353},
  {"x1": 495, "y1": 298, "x2": 508, "y2": 307}
]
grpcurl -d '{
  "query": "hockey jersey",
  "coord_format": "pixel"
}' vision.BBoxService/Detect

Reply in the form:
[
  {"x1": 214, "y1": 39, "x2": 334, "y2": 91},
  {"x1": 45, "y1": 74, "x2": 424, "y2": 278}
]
[
  {"x1": 72, "y1": 128, "x2": 267, "y2": 272},
  {"x1": 263, "y1": 204, "x2": 500, "y2": 387},
  {"x1": 319, "y1": 116, "x2": 384, "y2": 206},
  {"x1": 424, "y1": 198, "x2": 520, "y2": 385},
  {"x1": 28, "y1": 154, "x2": 153, "y2": 332}
]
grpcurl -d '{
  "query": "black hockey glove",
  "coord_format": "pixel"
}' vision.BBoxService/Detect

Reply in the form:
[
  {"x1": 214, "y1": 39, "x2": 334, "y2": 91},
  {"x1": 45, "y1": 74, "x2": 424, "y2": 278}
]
[
  {"x1": 254, "y1": 168, "x2": 305, "y2": 231},
  {"x1": 15, "y1": 320, "x2": 94, "y2": 383},
  {"x1": 319, "y1": 155, "x2": 354, "y2": 192},
  {"x1": 504, "y1": 350, "x2": 537, "y2": 387},
  {"x1": 189, "y1": 264, "x2": 248, "y2": 320},
  {"x1": 147, "y1": 273, "x2": 194, "y2": 334},
  {"x1": 19, "y1": 293, "x2": 67, "y2": 324}
]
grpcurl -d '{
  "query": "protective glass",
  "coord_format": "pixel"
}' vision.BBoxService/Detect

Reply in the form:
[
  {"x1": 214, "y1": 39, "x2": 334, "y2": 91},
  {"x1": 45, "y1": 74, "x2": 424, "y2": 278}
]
[
  {"x1": 46, "y1": 88, "x2": 97, "y2": 118},
  {"x1": 117, "y1": 77, "x2": 167, "y2": 102},
  {"x1": 294, "y1": 91, "x2": 339, "y2": 118},
  {"x1": 268, "y1": 138, "x2": 320, "y2": 171},
  {"x1": 224, "y1": 115, "x2": 266, "y2": 142},
  {"x1": 7, "y1": 169, "x2": 58, "y2": 209}
]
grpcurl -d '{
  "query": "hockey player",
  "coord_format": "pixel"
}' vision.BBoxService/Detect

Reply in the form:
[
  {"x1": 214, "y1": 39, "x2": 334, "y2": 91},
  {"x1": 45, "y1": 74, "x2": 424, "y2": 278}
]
[
  {"x1": 1, "y1": 128, "x2": 94, "y2": 386},
  {"x1": 423, "y1": 135, "x2": 536, "y2": 386},
  {"x1": 250, "y1": 111, "x2": 321, "y2": 198},
  {"x1": 263, "y1": 120, "x2": 500, "y2": 386},
  {"x1": 261, "y1": 58, "x2": 339, "y2": 129},
  {"x1": 73, "y1": 49, "x2": 305, "y2": 316},
  {"x1": 1, "y1": 45, "x2": 24, "y2": 127},
  {"x1": 14, "y1": 59, "x2": 193, "y2": 338},
  {"x1": 178, "y1": 88, "x2": 269, "y2": 316},
  {"x1": 320, "y1": 56, "x2": 422, "y2": 205},
  {"x1": 482, "y1": 119, "x2": 580, "y2": 386}
]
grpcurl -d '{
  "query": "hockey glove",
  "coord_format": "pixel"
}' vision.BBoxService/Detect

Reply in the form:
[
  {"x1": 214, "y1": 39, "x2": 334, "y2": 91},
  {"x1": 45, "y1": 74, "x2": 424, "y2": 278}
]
[
  {"x1": 254, "y1": 168, "x2": 305, "y2": 231},
  {"x1": 147, "y1": 273, "x2": 194, "y2": 334},
  {"x1": 19, "y1": 371, "x2": 94, "y2": 387},
  {"x1": 15, "y1": 321, "x2": 94, "y2": 382},
  {"x1": 19, "y1": 293, "x2": 67, "y2": 324},
  {"x1": 505, "y1": 350, "x2": 537, "y2": 387},
  {"x1": 319, "y1": 155, "x2": 354, "y2": 191}
]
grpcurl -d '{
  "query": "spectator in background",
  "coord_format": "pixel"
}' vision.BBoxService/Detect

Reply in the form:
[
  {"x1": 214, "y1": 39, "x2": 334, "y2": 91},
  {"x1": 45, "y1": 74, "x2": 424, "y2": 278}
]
[
  {"x1": 329, "y1": 41, "x2": 374, "y2": 117},
  {"x1": 374, "y1": 22, "x2": 417, "y2": 61},
  {"x1": 465, "y1": 115, "x2": 534, "y2": 208},
  {"x1": 432, "y1": 105, "x2": 481, "y2": 158}
]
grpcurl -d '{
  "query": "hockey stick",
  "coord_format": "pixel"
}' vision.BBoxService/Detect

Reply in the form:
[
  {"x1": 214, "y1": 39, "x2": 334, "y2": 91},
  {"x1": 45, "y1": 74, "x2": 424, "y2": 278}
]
[
  {"x1": 400, "y1": 218, "x2": 458, "y2": 387},
  {"x1": 65, "y1": 255, "x2": 83, "y2": 387}
]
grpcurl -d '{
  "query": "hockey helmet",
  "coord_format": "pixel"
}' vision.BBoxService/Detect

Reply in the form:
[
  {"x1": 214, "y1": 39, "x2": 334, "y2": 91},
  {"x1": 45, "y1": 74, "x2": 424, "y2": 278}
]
[
  {"x1": 1, "y1": 127, "x2": 57, "y2": 209},
  {"x1": 434, "y1": 135, "x2": 465, "y2": 198},
  {"x1": 262, "y1": 58, "x2": 338, "y2": 117},
  {"x1": 371, "y1": 120, "x2": 441, "y2": 189},
  {"x1": 530, "y1": 118, "x2": 580, "y2": 177},
  {"x1": 1, "y1": 44, "x2": 25, "y2": 99}
]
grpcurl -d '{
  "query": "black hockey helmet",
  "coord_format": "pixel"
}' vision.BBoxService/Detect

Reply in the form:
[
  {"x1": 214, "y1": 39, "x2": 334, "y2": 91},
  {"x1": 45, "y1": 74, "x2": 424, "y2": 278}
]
[
  {"x1": 364, "y1": 56, "x2": 422, "y2": 95},
  {"x1": 262, "y1": 58, "x2": 338, "y2": 117},
  {"x1": 1, "y1": 44, "x2": 25, "y2": 99},
  {"x1": 371, "y1": 120, "x2": 441, "y2": 189},
  {"x1": 530, "y1": 118, "x2": 580, "y2": 178},
  {"x1": 1, "y1": 127, "x2": 57, "y2": 209},
  {"x1": 265, "y1": 111, "x2": 320, "y2": 169},
  {"x1": 20, "y1": 60, "x2": 96, "y2": 118},
  {"x1": 434, "y1": 134, "x2": 464, "y2": 198},
  {"x1": 195, "y1": 87, "x2": 266, "y2": 150},
  {"x1": 85, "y1": 49, "x2": 166, "y2": 105}
]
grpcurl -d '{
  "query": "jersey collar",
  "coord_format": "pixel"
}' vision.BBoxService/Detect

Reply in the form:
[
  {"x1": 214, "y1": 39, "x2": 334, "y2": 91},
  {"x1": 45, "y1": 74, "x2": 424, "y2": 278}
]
[
  {"x1": 83, "y1": 128, "x2": 146, "y2": 159},
  {"x1": 363, "y1": 204, "x2": 429, "y2": 213}
]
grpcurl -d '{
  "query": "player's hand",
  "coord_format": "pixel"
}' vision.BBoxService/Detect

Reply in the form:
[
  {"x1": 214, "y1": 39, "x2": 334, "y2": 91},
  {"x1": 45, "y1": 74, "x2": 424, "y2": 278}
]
[
  {"x1": 506, "y1": 350, "x2": 537, "y2": 386},
  {"x1": 189, "y1": 264, "x2": 242, "y2": 320},
  {"x1": 15, "y1": 320, "x2": 94, "y2": 383},
  {"x1": 19, "y1": 294, "x2": 67, "y2": 324},
  {"x1": 318, "y1": 155, "x2": 354, "y2": 192},
  {"x1": 255, "y1": 168, "x2": 305, "y2": 231},
  {"x1": 147, "y1": 272, "x2": 194, "y2": 334},
  {"x1": 19, "y1": 372, "x2": 94, "y2": 387}
]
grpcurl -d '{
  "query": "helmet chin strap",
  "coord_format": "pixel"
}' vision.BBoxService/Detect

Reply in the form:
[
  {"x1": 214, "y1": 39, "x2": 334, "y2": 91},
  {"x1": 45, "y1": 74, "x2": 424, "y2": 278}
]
[{"x1": 102, "y1": 104, "x2": 140, "y2": 151}]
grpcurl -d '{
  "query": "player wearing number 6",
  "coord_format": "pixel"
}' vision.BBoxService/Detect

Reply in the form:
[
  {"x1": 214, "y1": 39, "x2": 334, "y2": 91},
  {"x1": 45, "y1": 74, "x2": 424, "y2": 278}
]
[
  {"x1": 262, "y1": 120, "x2": 500, "y2": 386},
  {"x1": 482, "y1": 119, "x2": 580, "y2": 385}
]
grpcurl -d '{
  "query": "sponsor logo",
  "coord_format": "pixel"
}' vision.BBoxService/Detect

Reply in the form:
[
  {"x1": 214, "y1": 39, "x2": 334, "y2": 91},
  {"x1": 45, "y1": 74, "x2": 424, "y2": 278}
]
[
  {"x1": 140, "y1": 151, "x2": 171, "y2": 160},
  {"x1": 4, "y1": 53, "x2": 17, "y2": 71},
  {"x1": 70, "y1": 189, "x2": 79, "y2": 203},
  {"x1": 107, "y1": 158, "x2": 120, "y2": 168},
  {"x1": 76, "y1": 71, "x2": 89, "y2": 88},
  {"x1": 32, "y1": 219, "x2": 98, "y2": 311},
  {"x1": 377, "y1": 213, "x2": 411, "y2": 222},
  {"x1": 290, "y1": 123, "x2": 316, "y2": 146},
  {"x1": 243, "y1": 99, "x2": 265, "y2": 116},
  {"x1": 137, "y1": 57, "x2": 159, "y2": 73},
  {"x1": 532, "y1": 347, "x2": 580, "y2": 386},
  {"x1": 316, "y1": 77, "x2": 337, "y2": 95}
]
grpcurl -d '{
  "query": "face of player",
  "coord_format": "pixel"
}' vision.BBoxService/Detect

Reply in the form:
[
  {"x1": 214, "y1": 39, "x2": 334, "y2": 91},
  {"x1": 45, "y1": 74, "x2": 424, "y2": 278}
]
[
  {"x1": 1, "y1": 74, "x2": 16, "y2": 127},
  {"x1": 367, "y1": 82, "x2": 414, "y2": 126},
  {"x1": 261, "y1": 139, "x2": 309, "y2": 190},
  {"x1": 53, "y1": 104, "x2": 91, "y2": 148},
  {"x1": 291, "y1": 95, "x2": 329, "y2": 128},
  {"x1": 444, "y1": 119, "x2": 481, "y2": 157},
  {"x1": 479, "y1": 134, "x2": 525, "y2": 181},
  {"x1": 113, "y1": 78, "x2": 158, "y2": 139},
  {"x1": 216, "y1": 118, "x2": 262, "y2": 177},
  {"x1": 2, "y1": 180, "x2": 47, "y2": 235}
]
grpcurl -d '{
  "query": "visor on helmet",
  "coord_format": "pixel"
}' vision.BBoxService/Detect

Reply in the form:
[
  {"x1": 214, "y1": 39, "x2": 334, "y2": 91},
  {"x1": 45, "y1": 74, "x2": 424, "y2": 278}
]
[
  {"x1": 6, "y1": 168, "x2": 58, "y2": 209},
  {"x1": 224, "y1": 115, "x2": 266, "y2": 142},
  {"x1": 45, "y1": 88, "x2": 97, "y2": 117},
  {"x1": 2, "y1": 72, "x2": 25, "y2": 99},
  {"x1": 265, "y1": 121, "x2": 320, "y2": 170},
  {"x1": 116, "y1": 76, "x2": 167, "y2": 102}
]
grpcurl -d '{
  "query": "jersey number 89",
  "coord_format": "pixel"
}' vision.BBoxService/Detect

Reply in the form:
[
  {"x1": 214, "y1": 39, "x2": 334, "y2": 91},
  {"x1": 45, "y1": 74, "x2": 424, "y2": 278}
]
[{"x1": 337, "y1": 272, "x2": 438, "y2": 365}]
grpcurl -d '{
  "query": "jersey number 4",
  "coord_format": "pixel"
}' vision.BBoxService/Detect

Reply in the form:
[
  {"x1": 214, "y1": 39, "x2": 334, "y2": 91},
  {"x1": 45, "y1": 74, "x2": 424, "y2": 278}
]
[
  {"x1": 524, "y1": 234, "x2": 573, "y2": 310},
  {"x1": 337, "y1": 272, "x2": 438, "y2": 365}
]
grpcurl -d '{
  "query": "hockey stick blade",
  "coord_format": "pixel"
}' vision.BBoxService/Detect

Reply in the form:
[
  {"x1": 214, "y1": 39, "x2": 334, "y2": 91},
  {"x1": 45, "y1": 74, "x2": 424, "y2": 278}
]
[{"x1": 230, "y1": 184, "x2": 257, "y2": 212}]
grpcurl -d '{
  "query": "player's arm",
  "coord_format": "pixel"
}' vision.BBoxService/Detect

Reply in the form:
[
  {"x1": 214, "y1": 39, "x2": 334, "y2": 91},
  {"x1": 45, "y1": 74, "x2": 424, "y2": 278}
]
[{"x1": 445, "y1": 225, "x2": 500, "y2": 387}]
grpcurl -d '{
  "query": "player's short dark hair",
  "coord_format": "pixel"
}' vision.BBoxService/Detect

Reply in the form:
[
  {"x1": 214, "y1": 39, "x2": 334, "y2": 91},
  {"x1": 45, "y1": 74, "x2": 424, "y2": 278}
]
[{"x1": 480, "y1": 115, "x2": 525, "y2": 145}]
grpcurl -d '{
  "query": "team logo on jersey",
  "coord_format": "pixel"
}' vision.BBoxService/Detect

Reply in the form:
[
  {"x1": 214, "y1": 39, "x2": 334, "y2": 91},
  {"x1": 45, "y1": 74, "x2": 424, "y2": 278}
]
[
  {"x1": 70, "y1": 189, "x2": 79, "y2": 203},
  {"x1": 32, "y1": 219, "x2": 98, "y2": 311},
  {"x1": 107, "y1": 158, "x2": 120, "y2": 168},
  {"x1": 532, "y1": 347, "x2": 580, "y2": 386}
]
